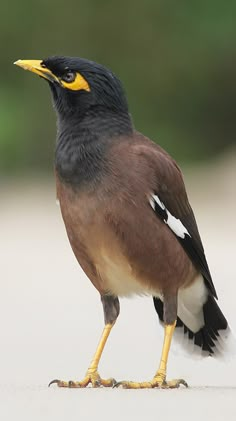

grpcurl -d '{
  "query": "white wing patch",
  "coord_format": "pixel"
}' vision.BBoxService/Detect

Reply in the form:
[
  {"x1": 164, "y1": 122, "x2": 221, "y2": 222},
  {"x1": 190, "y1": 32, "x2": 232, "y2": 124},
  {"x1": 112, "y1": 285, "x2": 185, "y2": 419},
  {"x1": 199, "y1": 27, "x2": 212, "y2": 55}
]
[
  {"x1": 152, "y1": 194, "x2": 165, "y2": 210},
  {"x1": 150, "y1": 193, "x2": 191, "y2": 239},
  {"x1": 166, "y1": 211, "x2": 189, "y2": 238}
]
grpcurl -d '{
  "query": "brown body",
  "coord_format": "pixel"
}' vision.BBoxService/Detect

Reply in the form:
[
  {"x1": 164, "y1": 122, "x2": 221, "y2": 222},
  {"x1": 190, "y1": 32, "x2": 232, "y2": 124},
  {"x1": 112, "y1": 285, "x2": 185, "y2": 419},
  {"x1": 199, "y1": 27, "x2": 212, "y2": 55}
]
[{"x1": 57, "y1": 132, "x2": 197, "y2": 299}]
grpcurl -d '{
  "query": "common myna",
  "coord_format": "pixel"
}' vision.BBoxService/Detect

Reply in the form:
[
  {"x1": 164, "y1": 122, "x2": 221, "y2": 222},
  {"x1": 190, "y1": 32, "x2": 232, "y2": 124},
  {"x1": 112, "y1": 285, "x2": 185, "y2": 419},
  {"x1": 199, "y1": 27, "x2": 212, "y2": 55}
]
[{"x1": 15, "y1": 56, "x2": 229, "y2": 389}]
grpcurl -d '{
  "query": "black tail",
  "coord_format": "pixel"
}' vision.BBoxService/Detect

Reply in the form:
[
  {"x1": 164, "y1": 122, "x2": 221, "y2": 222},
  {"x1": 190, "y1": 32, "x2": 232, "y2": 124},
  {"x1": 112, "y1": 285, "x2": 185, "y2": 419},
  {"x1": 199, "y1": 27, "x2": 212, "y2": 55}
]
[{"x1": 153, "y1": 295, "x2": 228, "y2": 355}]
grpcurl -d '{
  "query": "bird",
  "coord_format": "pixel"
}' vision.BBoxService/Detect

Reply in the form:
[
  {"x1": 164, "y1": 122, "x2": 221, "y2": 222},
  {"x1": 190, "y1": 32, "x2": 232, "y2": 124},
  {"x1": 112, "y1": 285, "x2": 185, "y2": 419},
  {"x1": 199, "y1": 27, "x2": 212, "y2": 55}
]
[{"x1": 14, "y1": 56, "x2": 229, "y2": 389}]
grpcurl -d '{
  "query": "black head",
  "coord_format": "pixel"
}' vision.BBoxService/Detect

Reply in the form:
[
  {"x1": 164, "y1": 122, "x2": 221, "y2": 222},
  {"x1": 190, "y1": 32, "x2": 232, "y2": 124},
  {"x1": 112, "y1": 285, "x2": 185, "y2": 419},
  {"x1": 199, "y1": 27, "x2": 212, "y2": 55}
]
[
  {"x1": 15, "y1": 56, "x2": 129, "y2": 120},
  {"x1": 15, "y1": 56, "x2": 133, "y2": 186}
]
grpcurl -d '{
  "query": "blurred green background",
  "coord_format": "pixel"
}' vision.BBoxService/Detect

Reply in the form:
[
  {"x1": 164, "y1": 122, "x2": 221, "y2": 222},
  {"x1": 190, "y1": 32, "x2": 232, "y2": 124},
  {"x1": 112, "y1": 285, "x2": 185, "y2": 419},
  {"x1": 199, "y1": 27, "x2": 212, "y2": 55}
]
[{"x1": 1, "y1": 0, "x2": 235, "y2": 175}]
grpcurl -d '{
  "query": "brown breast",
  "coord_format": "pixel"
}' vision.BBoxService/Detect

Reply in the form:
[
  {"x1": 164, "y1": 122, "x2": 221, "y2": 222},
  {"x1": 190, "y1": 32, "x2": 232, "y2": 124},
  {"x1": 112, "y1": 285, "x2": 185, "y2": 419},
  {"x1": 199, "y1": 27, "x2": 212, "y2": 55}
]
[{"x1": 56, "y1": 160, "x2": 197, "y2": 298}]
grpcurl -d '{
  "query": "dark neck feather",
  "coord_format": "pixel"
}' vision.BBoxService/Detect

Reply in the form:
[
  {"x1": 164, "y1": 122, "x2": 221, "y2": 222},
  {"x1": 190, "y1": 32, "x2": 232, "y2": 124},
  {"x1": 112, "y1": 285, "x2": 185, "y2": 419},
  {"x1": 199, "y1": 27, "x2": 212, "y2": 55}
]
[{"x1": 55, "y1": 106, "x2": 133, "y2": 187}]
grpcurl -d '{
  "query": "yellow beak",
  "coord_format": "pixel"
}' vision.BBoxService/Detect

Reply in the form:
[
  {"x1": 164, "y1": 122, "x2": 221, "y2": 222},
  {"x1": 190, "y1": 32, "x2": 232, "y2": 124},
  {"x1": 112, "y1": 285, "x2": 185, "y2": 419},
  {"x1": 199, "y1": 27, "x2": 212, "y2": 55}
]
[{"x1": 14, "y1": 59, "x2": 59, "y2": 83}]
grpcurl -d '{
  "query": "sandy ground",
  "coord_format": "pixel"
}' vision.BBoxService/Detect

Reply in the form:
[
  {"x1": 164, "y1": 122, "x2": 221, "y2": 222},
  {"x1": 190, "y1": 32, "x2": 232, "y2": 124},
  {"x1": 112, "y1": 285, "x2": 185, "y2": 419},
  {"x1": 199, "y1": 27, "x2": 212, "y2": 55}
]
[{"x1": 1, "y1": 157, "x2": 236, "y2": 420}]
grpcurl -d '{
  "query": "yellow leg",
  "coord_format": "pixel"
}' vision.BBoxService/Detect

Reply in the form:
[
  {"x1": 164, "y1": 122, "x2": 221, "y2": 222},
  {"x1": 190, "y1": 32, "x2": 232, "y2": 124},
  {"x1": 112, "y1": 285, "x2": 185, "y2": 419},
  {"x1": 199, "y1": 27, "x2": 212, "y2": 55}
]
[
  {"x1": 153, "y1": 323, "x2": 176, "y2": 383},
  {"x1": 49, "y1": 323, "x2": 116, "y2": 388},
  {"x1": 114, "y1": 321, "x2": 188, "y2": 389}
]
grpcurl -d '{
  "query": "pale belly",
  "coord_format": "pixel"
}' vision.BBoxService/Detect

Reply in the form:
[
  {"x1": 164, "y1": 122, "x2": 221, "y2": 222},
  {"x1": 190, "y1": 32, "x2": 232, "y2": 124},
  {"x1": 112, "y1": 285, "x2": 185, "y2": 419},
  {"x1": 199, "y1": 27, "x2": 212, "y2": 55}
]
[
  {"x1": 57, "y1": 187, "x2": 197, "y2": 300},
  {"x1": 95, "y1": 251, "x2": 161, "y2": 298}
]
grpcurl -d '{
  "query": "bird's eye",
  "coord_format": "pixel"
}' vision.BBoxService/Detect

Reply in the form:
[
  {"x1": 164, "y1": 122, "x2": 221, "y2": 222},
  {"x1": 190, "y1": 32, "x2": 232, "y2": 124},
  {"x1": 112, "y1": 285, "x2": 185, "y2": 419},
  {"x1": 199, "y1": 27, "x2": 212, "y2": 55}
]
[{"x1": 62, "y1": 71, "x2": 76, "y2": 83}]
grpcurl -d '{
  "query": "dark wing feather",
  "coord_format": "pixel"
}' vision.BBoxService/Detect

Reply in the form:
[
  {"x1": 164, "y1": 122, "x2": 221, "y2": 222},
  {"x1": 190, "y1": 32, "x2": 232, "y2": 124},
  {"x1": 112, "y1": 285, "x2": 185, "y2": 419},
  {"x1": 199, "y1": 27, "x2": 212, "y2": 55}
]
[
  {"x1": 156, "y1": 159, "x2": 217, "y2": 298},
  {"x1": 133, "y1": 137, "x2": 217, "y2": 298}
]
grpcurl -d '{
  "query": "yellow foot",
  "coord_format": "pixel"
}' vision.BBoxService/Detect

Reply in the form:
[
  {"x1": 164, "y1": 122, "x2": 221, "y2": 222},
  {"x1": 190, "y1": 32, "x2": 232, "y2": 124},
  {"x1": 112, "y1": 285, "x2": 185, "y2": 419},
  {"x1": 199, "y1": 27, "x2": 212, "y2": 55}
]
[
  {"x1": 49, "y1": 371, "x2": 116, "y2": 388},
  {"x1": 114, "y1": 375, "x2": 188, "y2": 389}
]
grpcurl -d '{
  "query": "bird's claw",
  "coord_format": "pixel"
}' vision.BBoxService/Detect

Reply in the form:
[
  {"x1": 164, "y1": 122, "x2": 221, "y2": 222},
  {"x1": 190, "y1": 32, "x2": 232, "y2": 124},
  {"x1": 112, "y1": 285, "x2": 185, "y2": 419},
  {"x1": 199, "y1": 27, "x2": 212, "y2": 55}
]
[
  {"x1": 48, "y1": 379, "x2": 61, "y2": 387},
  {"x1": 113, "y1": 377, "x2": 188, "y2": 389},
  {"x1": 48, "y1": 372, "x2": 116, "y2": 388},
  {"x1": 166, "y1": 378, "x2": 188, "y2": 389}
]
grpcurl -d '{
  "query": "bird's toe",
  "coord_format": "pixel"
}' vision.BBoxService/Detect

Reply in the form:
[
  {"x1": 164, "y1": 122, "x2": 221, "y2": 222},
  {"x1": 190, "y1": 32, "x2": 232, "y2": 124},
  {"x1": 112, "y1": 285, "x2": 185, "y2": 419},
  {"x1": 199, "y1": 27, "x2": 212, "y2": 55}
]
[
  {"x1": 48, "y1": 372, "x2": 116, "y2": 388},
  {"x1": 113, "y1": 377, "x2": 188, "y2": 389}
]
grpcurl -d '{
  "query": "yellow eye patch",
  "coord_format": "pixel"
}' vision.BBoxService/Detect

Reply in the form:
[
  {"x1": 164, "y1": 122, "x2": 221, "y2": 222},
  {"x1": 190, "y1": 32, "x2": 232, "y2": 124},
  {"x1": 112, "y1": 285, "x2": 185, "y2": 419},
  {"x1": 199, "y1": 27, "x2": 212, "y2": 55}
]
[
  {"x1": 60, "y1": 72, "x2": 90, "y2": 92},
  {"x1": 14, "y1": 59, "x2": 90, "y2": 92}
]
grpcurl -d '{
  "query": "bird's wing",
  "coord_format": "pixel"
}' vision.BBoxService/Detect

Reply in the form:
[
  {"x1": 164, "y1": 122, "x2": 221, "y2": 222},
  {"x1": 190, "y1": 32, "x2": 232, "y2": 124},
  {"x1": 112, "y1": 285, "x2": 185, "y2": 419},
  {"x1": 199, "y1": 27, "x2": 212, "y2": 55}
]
[{"x1": 132, "y1": 138, "x2": 217, "y2": 298}]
